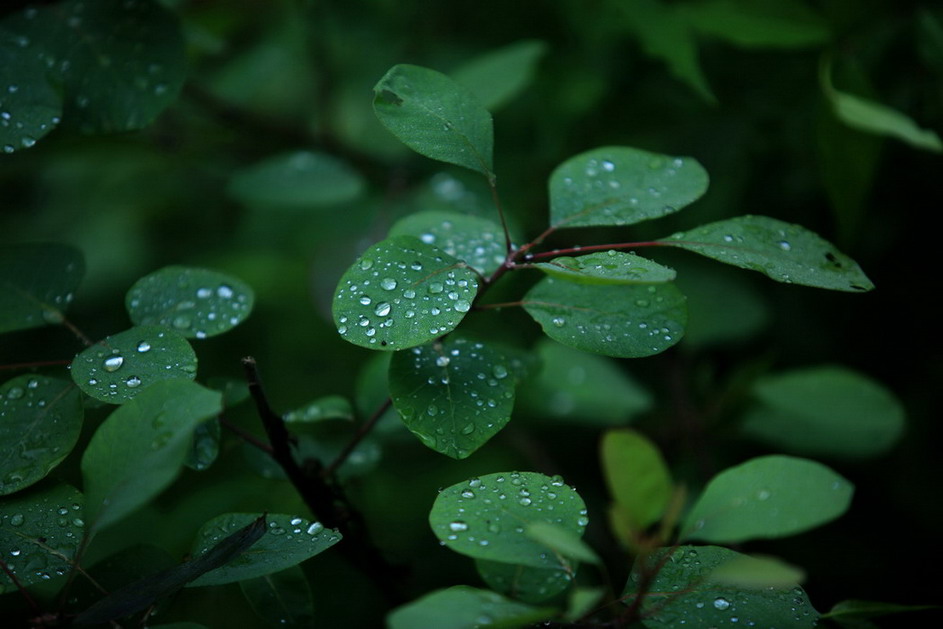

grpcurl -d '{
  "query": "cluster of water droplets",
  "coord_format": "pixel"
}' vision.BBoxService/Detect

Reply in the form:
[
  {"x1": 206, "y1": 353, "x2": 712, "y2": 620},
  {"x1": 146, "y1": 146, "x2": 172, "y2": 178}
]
[
  {"x1": 392, "y1": 211, "x2": 506, "y2": 275},
  {"x1": 543, "y1": 249, "x2": 675, "y2": 284}
]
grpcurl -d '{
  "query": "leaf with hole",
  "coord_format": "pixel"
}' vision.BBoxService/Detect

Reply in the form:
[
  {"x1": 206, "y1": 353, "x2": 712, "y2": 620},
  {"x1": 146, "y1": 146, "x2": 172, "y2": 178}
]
[
  {"x1": 451, "y1": 40, "x2": 548, "y2": 111},
  {"x1": 475, "y1": 559, "x2": 574, "y2": 604},
  {"x1": 389, "y1": 210, "x2": 507, "y2": 275},
  {"x1": 228, "y1": 151, "x2": 365, "y2": 210},
  {"x1": 387, "y1": 585, "x2": 554, "y2": 629},
  {"x1": 601, "y1": 429, "x2": 672, "y2": 535},
  {"x1": 535, "y1": 251, "x2": 676, "y2": 285},
  {"x1": 0, "y1": 243, "x2": 84, "y2": 333},
  {"x1": 239, "y1": 565, "x2": 315, "y2": 629}
]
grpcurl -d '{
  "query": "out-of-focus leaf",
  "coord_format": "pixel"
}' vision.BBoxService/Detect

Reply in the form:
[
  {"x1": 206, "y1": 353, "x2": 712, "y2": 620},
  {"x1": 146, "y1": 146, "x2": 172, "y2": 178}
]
[
  {"x1": 387, "y1": 586, "x2": 553, "y2": 629},
  {"x1": 228, "y1": 151, "x2": 366, "y2": 210},
  {"x1": 476, "y1": 559, "x2": 574, "y2": 604},
  {"x1": 681, "y1": 0, "x2": 829, "y2": 48},
  {"x1": 601, "y1": 429, "x2": 672, "y2": 534},
  {"x1": 0, "y1": 243, "x2": 84, "y2": 333},
  {"x1": 239, "y1": 565, "x2": 315, "y2": 629},
  {"x1": 0, "y1": 27, "x2": 61, "y2": 153},
  {"x1": 451, "y1": 40, "x2": 548, "y2": 111}
]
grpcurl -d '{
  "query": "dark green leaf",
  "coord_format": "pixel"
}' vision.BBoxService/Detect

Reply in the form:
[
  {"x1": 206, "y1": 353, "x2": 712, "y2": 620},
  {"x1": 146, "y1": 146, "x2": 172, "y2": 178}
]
[
  {"x1": 661, "y1": 215, "x2": 874, "y2": 291},
  {"x1": 387, "y1": 585, "x2": 553, "y2": 629},
  {"x1": 332, "y1": 236, "x2": 480, "y2": 351},
  {"x1": 0, "y1": 483, "x2": 84, "y2": 594},
  {"x1": 228, "y1": 151, "x2": 366, "y2": 210},
  {"x1": 708, "y1": 554, "x2": 805, "y2": 588},
  {"x1": 429, "y1": 471, "x2": 588, "y2": 570},
  {"x1": 535, "y1": 251, "x2": 676, "y2": 285},
  {"x1": 239, "y1": 565, "x2": 315, "y2": 629},
  {"x1": 283, "y1": 395, "x2": 354, "y2": 425},
  {"x1": 681, "y1": 0, "x2": 829, "y2": 48},
  {"x1": 81, "y1": 380, "x2": 222, "y2": 530},
  {"x1": 0, "y1": 27, "x2": 61, "y2": 153},
  {"x1": 601, "y1": 429, "x2": 672, "y2": 534},
  {"x1": 525, "y1": 522, "x2": 600, "y2": 565},
  {"x1": 126, "y1": 266, "x2": 255, "y2": 339},
  {"x1": 242, "y1": 431, "x2": 380, "y2": 483},
  {"x1": 822, "y1": 600, "x2": 939, "y2": 621},
  {"x1": 187, "y1": 513, "x2": 341, "y2": 586},
  {"x1": 389, "y1": 210, "x2": 507, "y2": 275},
  {"x1": 0, "y1": 243, "x2": 84, "y2": 333},
  {"x1": 674, "y1": 262, "x2": 769, "y2": 347},
  {"x1": 0, "y1": 375, "x2": 83, "y2": 495},
  {"x1": 681, "y1": 455, "x2": 853, "y2": 543},
  {"x1": 476, "y1": 559, "x2": 574, "y2": 604},
  {"x1": 523, "y1": 277, "x2": 686, "y2": 358},
  {"x1": 206, "y1": 377, "x2": 251, "y2": 408},
  {"x1": 549, "y1": 146, "x2": 709, "y2": 228},
  {"x1": 451, "y1": 40, "x2": 548, "y2": 111},
  {"x1": 389, "y1": 338, "x2": 516, "y2": 459},
  {"x1": 374, "y1": 64, "x2": 494, "y2": 177},
  {"x1": 185, "y1": 418, "x2": 220, "y2": 471},
  {"x1": 71, "y1": 326, "x2": 198, "y2": 403}
]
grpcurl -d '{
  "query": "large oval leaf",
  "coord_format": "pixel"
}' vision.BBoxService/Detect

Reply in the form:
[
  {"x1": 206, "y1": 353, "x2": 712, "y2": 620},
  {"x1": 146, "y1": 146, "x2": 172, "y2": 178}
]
[
  {"x1": 0, "y1": 243, "x2": 84, "y2": 333},
  {"x1": 0, "y1": 375, "x2": 83, "y2": 496},
  {"x1": 373, "y1": 64, "x2": 494, "y2": 177},
  {"x1": 681, "y1": 455, "x2": 853, "y2": 543},
  {"x1": 389, "y1": 210, "x2": 507, "y2": 275},
  {"x1": 126, "y1": 266, "x2": 254, "y2": 339},
  {"x1": 387, "y1": 585, "x2": 553, "y2": 629},
  {"x1": 389, "y1": 338, "x2": 516, "y2": 459},
  {"x1": 332, "y1": 236, "x2": 480, "y2": 350},
  {"x1": 71, "y1": 326, "x2": 198, "y2": 403},
  {"x1": 227, "y1": 151, "x2": 365, "y2": 210},
  {"x1": 429, "y1": 472, "x2": 588, "y2": 570},
  {"x1": 535, "y1": 251, "x2": 676, "y2": 285},
  {"x1": 523, "y1": 277, "x2": 686, "y2": 358},
  {"x1": 549, "y1": 147, "x2": 708, "y2": 228},
  {"x1": 661, "y1": 215, "x2": 874, "y2": 291}
]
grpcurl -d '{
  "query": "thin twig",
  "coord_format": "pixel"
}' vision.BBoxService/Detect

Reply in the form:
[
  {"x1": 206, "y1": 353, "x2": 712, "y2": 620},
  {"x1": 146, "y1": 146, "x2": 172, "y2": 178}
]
[
  {"x1": 322, "y1": 397, "x2": 392, "y2": 478},
  {"x1": 219, "y1": 415, "x2": 273, "y2": 454},
  {"x1": 0, "y1": 557, "x2": 40, "y2": 616},
  {"x1": 60, "y1": 316, "x2": 93, "y2": 347}
]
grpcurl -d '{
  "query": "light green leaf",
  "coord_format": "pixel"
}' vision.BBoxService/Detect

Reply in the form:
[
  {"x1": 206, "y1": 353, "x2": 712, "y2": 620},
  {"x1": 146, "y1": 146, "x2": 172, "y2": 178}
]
[
  {"x1": 71, "y1": 326, "x2": 198, "y2": 404},
  {"x1": 81, "y1": 380, "x2": 222, "y2": 531},
  {"x1": 239, "y1": 565, "x2": 315, "y2": 629},
  {"x1": 661, "y1": 215, "x2": 874, "y2": 291},
  {"x1": 332, "y1": 236, "x2": 480, "y2": 351},
  {"x1": 283, "y1": 395, "x2": 354, "y2": 425},
  {"x1": 0, "y1": 483, "x2": 85, "y2": 594},
  {"x1": 708, "y1": 554, "x2": 805, "y2": 589},
  {"x1": 535, "y1": 251, "x2": 676, "y2": 285},
  {"x1": 126, "y1": 266, "x2": 255, "y2": 339},
  {"x1": 0, "y1": 27, "x2": 61, "y2": 153},
  {"x1": 681, "y1": 455, "x2": 853, "y2": 543},
  {"x1": 187, "y1": 513, "x2": 341, "y2": 586},
  {"x1": 741, "y1": 366, "x2": 905, "y2": 458},
  {"x1": 475, "y1": 559, "x2": 574, "y2": 604},
  {"x1": 0, "y1": 243, "x2": 84, "y2": 333},
  {"x1": 623, "y1": 546, "x2": 819, "y2": 629},
  {"x1": 185, "y1": 419, "x2": 220, "y2": 472},
  {"x1": 429, "y1": 471, "x2": 588, "y2": 570},
  {"x1": 549, "y1": 146, "x2": 709, "y2": 228},
  {"x1": 822, "y1": 600, "x2": 939, "y2": 621},
  {"x1": 523, "y1": 277, "x2": 686, "y2": 358},
  {"x1": 389, "y1": 338, "x2": 516, "y2": 459},
  {"x1": 387, "y1": 585, "x2": 553, "y2": 629},
  {"x1": 601, "y1": 429, "x2": 672, "y2": 533},
  {"x1": 227, "y1": 151, "x2": 366, "y2": 210},
  {"x1": 374, "y1": 64, "x2": 494, "y2": 177},
  {"x1": 565, "y1": 587, "x2": 606, "y2": 621},
  {"x1": 681, "y1": 0, "x2": 829, "y2": 48},
  {"x1": 0, "y1": 375, "x2": 83, "y2": 496},
  {"x1": 389, "y1": 210, "x2": 507, "y2": 275},
  {"x1": 451, "y1": 40, "x2": 548, "y2": 111},
  {"x1": 525, "y1": 522, "x2": 600, "y2": 566}
]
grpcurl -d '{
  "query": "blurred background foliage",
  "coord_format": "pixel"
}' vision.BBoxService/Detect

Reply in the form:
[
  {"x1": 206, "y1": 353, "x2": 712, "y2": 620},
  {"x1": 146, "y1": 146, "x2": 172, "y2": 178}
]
[{"x1": 1, "y1": 0, "x2": 941, "y2": 626}]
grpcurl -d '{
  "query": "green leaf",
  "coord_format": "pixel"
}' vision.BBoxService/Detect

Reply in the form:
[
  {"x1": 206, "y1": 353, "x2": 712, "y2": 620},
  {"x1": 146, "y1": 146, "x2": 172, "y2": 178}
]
[
  {"x1": 0, "y1": 375, "x2": 83, "y2": 495},
  {"x1": 239, "y1": 566, "x2": 315, "y2": 629},
  {"x1": 0, "y1": 243, "x2": 84, "y2": 333},
  {"x1": 475, "y1": 559, "x2": 574, "y2": 604},
  {"x1": 227, "y1": 151, "x2": 366, "y2": 210},
  {"x1": 517, "y1": 340, "x2": 652, "y2": 425},
  {"x1": 71, "y1": 326, "x2": 198, "y2": 403},
  {"x1": 661, "y1": 215, "x2": 874, "y2": 291},
  {"x1": 332, "y1": 236, "x2": 480, "y2": 351},
  {"x1": 387, "y1": 585, "x2": 553, "y2": 629},
  {"x1": 451, "y1": 40, "x2": 548, "y2": 111},
  {"x1": 242, "y1": 431, "x2": 380, "y2": 483},
  {"x1": 126, "y1": 266, "x2": 255, "y2": 339},
  {"x1": 81, "y1": 380, "x2": 222, "y2": 530},
  {"x1": 680, "y1": 455, "x2": 853, "y2": 543},
  {"x1": 534, "y1": 251, "x2": 677, "y2": 285},
  {"x1": 822, "y1": 600, "x2": 939, "y2": 621},
  {"x1": 523, "y1": 277, "x2": 686, "y2": 358},
  {"x1": 185, "y1": 418, "x2": 220, "y2": 472},
  {"x1": 601, "y1": 429, "x2": 672, "y2": 533},
  {"x1": 389, "y1": 338, "x2": 516, "y2": 459},
  {"x1": 674, "y1": 262, "x2": 769, "y2": 347},
  {"x1": 681, "y1": 0, "x2": 829, "y2": 48},
  {"x1": 623, "y1": 546, "x2": 819, "y2": 629},
  {"x1": 741, "y1": 366, "x2": 905, "y2": 458},
  {"x1": 565, "y1": 587, "x2": 606, "y2": 621},
  {"x1": 373, "y1": 64, "x2": 494, "y2": 177},
  {"x1": 389, "y1": 210, "x2": 507, "y2": 275},
  {"x1": 187, "y1": 513, "x2": 341, "y2": 586},
  {"x1": 283, "y1": 395, "x2": 354, "y2": 425},
  {"x1": 429, "y1": 471, "x2": 589, "y2": 570},
  {"x1": 549, "y1": 146, "x2": 709, "y2": 228},
  {"x1": 525, "y1": 522, "x2": 601, "y2": 566},
  {"x1": 0, "y1": 483, "x2": 85, "y2": 594},
  {"x1": 0, "y1": 27, "x2": 61, "y2": 153},
  {"x1": 708, "y1": 554, "x2": 805, "y2": 589}
]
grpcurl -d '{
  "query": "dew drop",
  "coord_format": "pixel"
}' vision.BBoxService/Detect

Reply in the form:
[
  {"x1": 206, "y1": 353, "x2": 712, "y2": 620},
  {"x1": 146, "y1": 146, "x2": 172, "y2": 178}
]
[
  {"x1": 453, "y1": 300, "x2": 471, "y2": 313},
  {"x1": 428, "y1": 282, "x2": 444, "y2": 294},
  {"x1": 359, "y1": 258, "x2": 374, "y2": 270},
  {"x1": 125, "y1": 376, "x2": 142, "y2": 388},
  {"x1": 449, "y1": 520, "x2": 468, "y2": 532},
  {"x1": 435, "y1": 356, "x2": 450, "y2": 367},
  {"x1": 380, "y1": 277, "x2": 397, "y2": 290},
  {"x1": 551, "y1": 316, "x2": 566, "y2": 327},
  {"x1": 359, "y1": 295, "x2": 372, "y2": 306},
  {"x1": 103, "y1": 356, "x2": 124, "y2": 372},
  {"x1": 217, "y1": 285, "x2": 234, "y2": 299},
  {"x1": 777, "y1": 241, "x2": 792, "y2": 251},
  {"x1": 10, "y1": 514, "x2": 24, "y2": 527},
  {"x1": 374, "y1": 302, "x2": 392, "y2": 317},
  {"x1": 307, "y1": 522, "x2": 324, "y2": 535},
  {"x1": 713, "y1": 597, "x2": 731, "y2": 610}
]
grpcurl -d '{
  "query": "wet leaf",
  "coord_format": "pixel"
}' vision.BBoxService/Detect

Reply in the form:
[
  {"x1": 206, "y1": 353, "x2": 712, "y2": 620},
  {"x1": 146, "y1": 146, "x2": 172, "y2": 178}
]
[
  {"x1": 389, "y1": 210, "x2": 507, "y2": 275},
  {"x1": 71, "y1": 326, "x2": 198, "y2": 403},
  {"x1": 0, "y1": 375, "x2": 83, "y2": 495},
  {"x1": 185, "y1": 418, "x2": 220, "y2": 471},
  {"x1": 451, "y1": 40, "x2": 548, "y2": 111},
  {"x1": 708, "y1": 554, "x2": 805, "y2": 589},
  {"x1": 283, "y1": 395, "x2": 354, "y2": 425},
  {"x1": 475, "y1": 559, "x2": 574, "y2": 604},
  {"x1": 535, "y1": 251, "x2": 676, "y2": 285},
  {"x1": 239, "y1": 565, "x2": 314, "y2": 629},
  {"x1": 0, "y1": 243, "x2": 84, "y2": 333},
  {"x1": 601, "y1": 429, "x2": 672, "y2": 534},
  {"x1": 549, "y1": 146, "x2": 709, "y2": 228},
  {"x1": 0, "y1": 27, "x2": 61, "y2": 153},
  {"x1": 525, "y1": 522, "x2": 600, "y2": 565},
  {"x1": 387, "y1": 585, "x2": 553, "y2": 629}
]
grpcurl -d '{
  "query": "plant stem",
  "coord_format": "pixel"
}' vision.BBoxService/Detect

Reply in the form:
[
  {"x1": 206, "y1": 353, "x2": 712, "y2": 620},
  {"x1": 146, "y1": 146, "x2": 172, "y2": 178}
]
[
  {"x1": 525, "y1": 240, "x2": 664, "y2": 261},
  {"x1": 0, "y1": 359, "x2": 72, "y2": 371},
  {"x1": 60, "y1": 316, "x2": 93, "y2": 347},
  {"x1": 322, "y1": 397, "x2": 392, "y2": 478},
  {"x1": 0, "y1": 557, "x2": 40, "y2": 616},
  {"x1": 488, "y1": 177, "x2": 514, "y2": 256},
  {"x1": 219, "y1": 415, "x2": 273, "y2": 454}
]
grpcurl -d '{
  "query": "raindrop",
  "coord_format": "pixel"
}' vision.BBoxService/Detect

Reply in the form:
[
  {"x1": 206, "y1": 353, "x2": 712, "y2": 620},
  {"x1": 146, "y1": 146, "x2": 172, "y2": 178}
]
[
  {"x1": 173, "y1": 315, "x2": 191, "y2": 329},
  {"x1": 125, "y1": 376, "x2": 142, "y2": 388},
  {"x1": 10, "y1": 514, "x2": 24, "y2": 526},
  {"x1": 713, "y1": 597, "x2": 731, "y2": 610},
  {"x1": 359, "y1": 258, "x2": 374, "y2": 270},
  {"x1": 307, "y1": 522, "x2": 324, "y2": 535},
  {"x1": 601, "y1": 159, "x2": 615, "y2": 172},
  {"x1": 461, "y1": 489, "x2": 475, "y2": 498},
  {"x1": 777, "y1": 241, "x2": 792, "y2": 251},
  {"x1": 374, "y1": 302, "x2": 392, "y2": 317},
  {"x1": 428, "y1": 282, "x2": 444, "y2": 294},
  {"x1": 6, "y1": 387, "x2": 24, "y2": 400},
  {"x1": 103, "y1": 356, "x2": 124, "y2": 372},
  {"x1": 757, "y1": 489, "x2": 771, "y2": 500},
  {"x1": 435, "y1": 356, "x2": 450, "y2": 367},
  {"x1": 492, "y1": 365, "x2": 508, "y2": 379},
  {"x1": 449, "y1": 521, "x2": 468, "y2": 532},
  {"x1": 359, "y1": 296, "x2": 372, "y2": 306},
  {"x1": 380, "y1": 278, "x2": 397, "y2": 290},
  {"x1": 551, "y1": 317, "x2": 566, "y2": 327},
  {"x1": 453, "y1": 300, "x2": 471, "y2": 313}
]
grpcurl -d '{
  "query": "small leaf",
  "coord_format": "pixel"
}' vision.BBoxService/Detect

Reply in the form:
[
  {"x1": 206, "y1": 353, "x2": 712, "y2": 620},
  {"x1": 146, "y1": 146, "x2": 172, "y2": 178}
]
[
  {"x1": 565, "y1": 587, "x2": 606, "y2": 621},
  {"x1": 283, "y1": 395, "x2": 354, "y2": 425},
  {"x1": 0, "y1": 375, "x2": 83, "y2": 496},
  {"x1": 0, "y1": 483, "x2": 85, "y2": 594},
  {"x1": 525, "y1": 522, "x2": 601, "y2": 566},
  {"x1": 187, "y1": 513, "x2": 341, "y2": 586},
  {"x1": 822, "y1": 600, "x2": 939, "y2": 621},
  {"x1": 475, "y1": 559, "x2": 574, "y2": 604},
  {"x1": 71, "y1": 326, "x2": 198, "y2": 404},
  {"x1": 708, "y1": 554, "x2": 805, "y2": 588},
  {"x1": 227, "y1": 150, "x2": 366, "y2": 210},
  {"x1": 661, "y1": 215, "x2": 874, "y2": 291},
  {"x1": 429, "y1": 471, "x2": 589, "y2": 570},
  {"x1": 601, "y1": 429, "x2": 672, "y2": 534},
  {"x1": 239, "y1": 566, "x2": 315, "y2": 629},
  {"x1": 0, "y1": 243, "x2": 84, "y2": 333},
  {"x1": 126, "y1": 266, "x2": 255, "y2": 339},
  {"x1": 681, "y1": 455, "x2": 853, "y2": 543},
  {"x1": 389, "y1": 338, "x2": 515, "y2": 459},
  {"x1": 451, "y1": 40, "x2": 548, "y2": 111},
  {"x1": 185, "y1": 419, "x2": 220, "y2": 471},
  {"x1": 0, "y1": 27, "x2": 62, "y2": 153},
  {"x1": 681, "y1": 0, "x2": 830, "y2": 48},
  {"x1": 523, "y1": 277, "x2": 687, "y2": 358},
  {"x1": 332, "y1": 236, "x2": 480, "y2": 351},
  {"x1": 387, "y1": 585, "x2": 553, "y2": 629},
  {"x1": 535, "y1": 251, "x2": 676, "y2": 285},
  {"x1": 741, "y1": 366, "x2": 905, "y2": 458},
  {"x1": 374, "y1": 64, "x2": 494, "y2": 177},
  {"x1": 549, "y1": 146, "x2": 709, "y2": 228},
  {"x1": 389, "y1": 210, "x2": 507, "y2": 275},
  {"x1": 81, "y1": 380, "x2": 222, "y2": 530}
]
